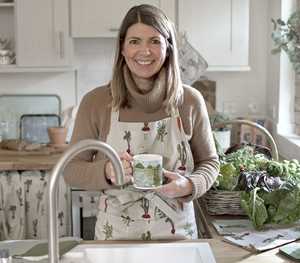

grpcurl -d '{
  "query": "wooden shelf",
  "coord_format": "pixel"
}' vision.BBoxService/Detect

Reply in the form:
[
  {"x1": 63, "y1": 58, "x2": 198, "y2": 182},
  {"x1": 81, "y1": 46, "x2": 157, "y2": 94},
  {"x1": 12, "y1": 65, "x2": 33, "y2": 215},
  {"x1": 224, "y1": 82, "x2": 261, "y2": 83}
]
[
  {"x1": 0, "y1": 2, "x2": 14, "y2": 7},
  {"x1": 0, "y1": 65, "x2": 76, "y2": 73}
]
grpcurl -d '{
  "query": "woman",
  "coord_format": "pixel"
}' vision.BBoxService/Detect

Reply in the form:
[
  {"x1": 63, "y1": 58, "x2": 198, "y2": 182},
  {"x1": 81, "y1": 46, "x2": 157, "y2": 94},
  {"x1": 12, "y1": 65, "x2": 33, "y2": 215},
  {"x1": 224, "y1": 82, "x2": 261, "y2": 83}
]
[{"x1": 64, "y1": 4, "x2": 219, "y2": 240}]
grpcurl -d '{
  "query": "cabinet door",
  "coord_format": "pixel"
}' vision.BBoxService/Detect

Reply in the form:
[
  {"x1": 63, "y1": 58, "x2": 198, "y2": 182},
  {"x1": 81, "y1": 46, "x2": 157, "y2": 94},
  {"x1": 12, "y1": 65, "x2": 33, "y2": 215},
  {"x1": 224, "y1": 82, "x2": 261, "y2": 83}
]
[
  {"x1": 178, "y1": 0, "x2": 249, "y2": 71},
  {"x1": 15, "y1": 0, "x2": 72, "y2": 67},
  {"x1": 70, "y1": 0, "x2": 173, "y2": 38}
]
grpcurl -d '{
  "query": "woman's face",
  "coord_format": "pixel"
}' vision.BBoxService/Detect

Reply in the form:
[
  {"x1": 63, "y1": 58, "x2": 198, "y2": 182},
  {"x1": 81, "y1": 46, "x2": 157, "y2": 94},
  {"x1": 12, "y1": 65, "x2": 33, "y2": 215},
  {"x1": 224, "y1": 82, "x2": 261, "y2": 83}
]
[{"x1": 122, "y1": 23, "x2": 168, "y2": 81}]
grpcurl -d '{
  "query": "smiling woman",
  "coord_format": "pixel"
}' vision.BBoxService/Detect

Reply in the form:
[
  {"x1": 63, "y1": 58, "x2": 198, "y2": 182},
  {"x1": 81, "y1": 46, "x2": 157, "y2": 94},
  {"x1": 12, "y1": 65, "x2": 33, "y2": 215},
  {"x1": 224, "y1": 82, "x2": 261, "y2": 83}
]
[{"x1": 64, "y1": 4, "x2": 219, "y2": 241}]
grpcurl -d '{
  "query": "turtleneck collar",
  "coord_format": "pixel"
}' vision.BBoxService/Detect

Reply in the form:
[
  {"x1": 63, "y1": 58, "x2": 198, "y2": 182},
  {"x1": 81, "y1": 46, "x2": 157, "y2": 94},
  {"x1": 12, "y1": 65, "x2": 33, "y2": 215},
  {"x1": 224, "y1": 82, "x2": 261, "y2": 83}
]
[{"x1": 123, "y1": 65, "x2": 167, "y2": 113}]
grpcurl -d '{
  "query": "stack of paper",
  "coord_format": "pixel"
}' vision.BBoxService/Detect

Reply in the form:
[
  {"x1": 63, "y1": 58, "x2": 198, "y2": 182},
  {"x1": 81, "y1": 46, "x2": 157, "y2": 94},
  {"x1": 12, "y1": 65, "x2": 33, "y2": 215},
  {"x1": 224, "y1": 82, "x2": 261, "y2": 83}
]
[{"x1": 212, "y1": 219, "x2": 300, "y2": 252}]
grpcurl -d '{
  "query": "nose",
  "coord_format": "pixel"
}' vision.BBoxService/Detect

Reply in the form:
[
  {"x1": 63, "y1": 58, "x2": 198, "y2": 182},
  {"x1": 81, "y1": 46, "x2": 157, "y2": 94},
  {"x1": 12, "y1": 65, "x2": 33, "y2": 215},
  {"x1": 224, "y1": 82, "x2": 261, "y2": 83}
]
[{"x1": 139, "y1": 43, "x2": 151, "y2": 55}]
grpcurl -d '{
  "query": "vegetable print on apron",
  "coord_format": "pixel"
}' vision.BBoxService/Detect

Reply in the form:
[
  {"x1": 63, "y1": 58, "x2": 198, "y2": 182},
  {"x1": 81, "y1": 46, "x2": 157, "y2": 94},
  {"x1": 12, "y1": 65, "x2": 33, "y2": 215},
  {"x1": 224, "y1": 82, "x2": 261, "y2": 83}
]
[{"x1": 94, "y1": 109, "x2": 198, "y2": 240}]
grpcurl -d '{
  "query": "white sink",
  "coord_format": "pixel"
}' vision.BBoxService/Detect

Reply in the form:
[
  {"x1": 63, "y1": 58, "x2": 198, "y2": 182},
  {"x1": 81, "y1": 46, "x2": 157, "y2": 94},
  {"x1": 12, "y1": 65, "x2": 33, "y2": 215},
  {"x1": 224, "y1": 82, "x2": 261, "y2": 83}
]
[{"x1": 62, "y1": 242, "x2": 216, "y2": 263}]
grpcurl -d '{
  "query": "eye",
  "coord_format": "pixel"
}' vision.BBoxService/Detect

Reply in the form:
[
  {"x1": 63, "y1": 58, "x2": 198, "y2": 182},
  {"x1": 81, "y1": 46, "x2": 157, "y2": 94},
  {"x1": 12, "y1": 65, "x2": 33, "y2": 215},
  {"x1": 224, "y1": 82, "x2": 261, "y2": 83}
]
[
  {"x1": 151, "y1": 39, "x2": 161, "y2": 44},
  {"x1": 128, "y1": 39, "x2": 139, "y2": 45}
]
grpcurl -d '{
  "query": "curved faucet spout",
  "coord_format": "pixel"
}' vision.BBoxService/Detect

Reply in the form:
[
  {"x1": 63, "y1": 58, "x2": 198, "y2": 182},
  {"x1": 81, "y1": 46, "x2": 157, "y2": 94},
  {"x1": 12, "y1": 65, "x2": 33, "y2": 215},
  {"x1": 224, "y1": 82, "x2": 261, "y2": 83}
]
[{"x1": 47, "y1": 139, "x2": 125, "y2": 263}]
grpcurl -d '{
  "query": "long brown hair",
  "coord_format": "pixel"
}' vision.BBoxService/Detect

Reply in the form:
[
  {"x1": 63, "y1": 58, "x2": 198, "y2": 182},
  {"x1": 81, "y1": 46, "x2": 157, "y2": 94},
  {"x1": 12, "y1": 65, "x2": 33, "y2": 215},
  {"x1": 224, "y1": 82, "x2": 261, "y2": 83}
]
[{"x1": 110, "y1": 4, "x2": 183, "y2": 114}]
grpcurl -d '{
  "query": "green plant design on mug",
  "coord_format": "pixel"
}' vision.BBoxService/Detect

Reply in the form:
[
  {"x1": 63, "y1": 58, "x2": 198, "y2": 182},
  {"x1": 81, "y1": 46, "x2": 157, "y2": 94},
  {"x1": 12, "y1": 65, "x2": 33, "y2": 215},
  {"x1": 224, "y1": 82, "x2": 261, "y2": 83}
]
[{"x1": 134, "y1": 162, "x2": 162, "y2": 187}]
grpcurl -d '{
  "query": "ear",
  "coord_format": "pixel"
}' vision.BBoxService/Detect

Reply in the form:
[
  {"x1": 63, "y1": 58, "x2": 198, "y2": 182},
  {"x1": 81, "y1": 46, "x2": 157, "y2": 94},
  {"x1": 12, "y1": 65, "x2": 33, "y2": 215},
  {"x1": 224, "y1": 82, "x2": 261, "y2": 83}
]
[
  {"x1": 166, "y1": 46, "x2": 170, "y2": 57},
  {"x1": 121, "y1": 42, "x2": 126, "y2": 57}
]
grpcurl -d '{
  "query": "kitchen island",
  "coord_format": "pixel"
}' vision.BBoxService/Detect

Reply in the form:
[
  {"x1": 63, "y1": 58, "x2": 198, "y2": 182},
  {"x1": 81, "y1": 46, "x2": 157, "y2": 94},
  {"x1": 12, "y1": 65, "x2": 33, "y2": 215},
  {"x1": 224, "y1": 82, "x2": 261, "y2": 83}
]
[
  {"x1": 79, "y1": 238, "x2": 293, "y2": 263},
  {"x1": 0, "y1": 148, "x2": 71, "y2": 240}
]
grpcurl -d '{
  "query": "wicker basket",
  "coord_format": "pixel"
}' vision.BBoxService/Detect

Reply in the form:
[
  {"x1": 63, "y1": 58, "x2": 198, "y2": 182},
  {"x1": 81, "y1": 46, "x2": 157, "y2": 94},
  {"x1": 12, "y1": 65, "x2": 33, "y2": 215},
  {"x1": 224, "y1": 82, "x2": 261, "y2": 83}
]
[
  {"x1": 204, "y1": 119, "x2": 278, "y2": 216},
  {"x1": 204, "y1": 190, "x2": 246, "y2": 215}
]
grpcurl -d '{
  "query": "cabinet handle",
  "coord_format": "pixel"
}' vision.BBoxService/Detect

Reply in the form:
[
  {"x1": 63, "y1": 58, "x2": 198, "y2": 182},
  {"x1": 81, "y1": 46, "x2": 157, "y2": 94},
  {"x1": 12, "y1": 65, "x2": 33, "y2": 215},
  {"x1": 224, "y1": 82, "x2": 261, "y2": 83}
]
[
  {"x1": 109, "y1": 28, "x2": 119, "y2": 32},
  {"x1": 58, "y1": 31, "x2": 65, "y2": 59}
]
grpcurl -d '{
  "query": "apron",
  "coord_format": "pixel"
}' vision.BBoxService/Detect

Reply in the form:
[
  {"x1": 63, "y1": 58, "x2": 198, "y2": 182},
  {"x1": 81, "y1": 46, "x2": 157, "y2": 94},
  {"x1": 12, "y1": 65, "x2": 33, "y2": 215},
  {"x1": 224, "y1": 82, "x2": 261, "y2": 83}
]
[{"x1": 94, "y1": 109, "x2": 198, "y2": 240}]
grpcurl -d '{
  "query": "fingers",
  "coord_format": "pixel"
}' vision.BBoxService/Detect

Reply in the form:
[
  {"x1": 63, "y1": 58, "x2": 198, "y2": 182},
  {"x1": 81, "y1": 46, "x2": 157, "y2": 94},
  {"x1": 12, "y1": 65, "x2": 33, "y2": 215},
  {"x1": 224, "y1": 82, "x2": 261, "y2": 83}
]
[
  {"x1": 119, "y1": 151, "x2": 133, "y2": 162},
  {"x1": 154, "y1": 172, "x2": 193, "y2": 198},
  {"x1": 122, "y1": 159, "x2": 132, "y2": 170},
  {"x1": 163, "y1": 169, "x2": 181, "y2": 181},
  {"x1": 105, "y1": 152, "x2": 133, "y2": 185}
]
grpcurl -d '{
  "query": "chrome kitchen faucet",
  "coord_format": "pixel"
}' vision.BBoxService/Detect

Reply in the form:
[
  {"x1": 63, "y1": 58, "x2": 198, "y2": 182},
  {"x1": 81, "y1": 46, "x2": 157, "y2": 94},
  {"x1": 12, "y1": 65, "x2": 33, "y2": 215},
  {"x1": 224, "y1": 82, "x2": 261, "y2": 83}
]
[{"x1": 47, "y1": 139, "x2": 125, "y2": 263}]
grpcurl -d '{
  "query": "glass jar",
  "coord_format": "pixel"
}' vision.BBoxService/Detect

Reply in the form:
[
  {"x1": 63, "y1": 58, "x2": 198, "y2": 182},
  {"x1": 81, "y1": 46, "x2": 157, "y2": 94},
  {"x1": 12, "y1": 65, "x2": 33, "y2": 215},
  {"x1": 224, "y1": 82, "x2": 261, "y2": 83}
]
[{"x1": 0, "y1": 121, "x2": 8, "y2": 142}]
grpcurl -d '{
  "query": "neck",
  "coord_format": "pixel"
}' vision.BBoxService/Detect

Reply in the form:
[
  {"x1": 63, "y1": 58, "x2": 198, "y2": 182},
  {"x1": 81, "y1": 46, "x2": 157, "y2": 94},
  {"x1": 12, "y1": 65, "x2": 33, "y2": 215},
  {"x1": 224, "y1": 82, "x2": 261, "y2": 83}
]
[
  {"x1": 131, "y1": 75, "x2": 154, "y2": 94},
  {"x1": 123, "y1": 65, "x2": 167, "y2": 113}
]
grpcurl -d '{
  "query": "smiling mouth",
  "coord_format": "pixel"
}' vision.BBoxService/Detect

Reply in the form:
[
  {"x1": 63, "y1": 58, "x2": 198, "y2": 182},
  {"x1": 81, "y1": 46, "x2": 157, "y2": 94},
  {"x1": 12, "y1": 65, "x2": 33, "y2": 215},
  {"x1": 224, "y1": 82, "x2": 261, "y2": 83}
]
[{"x1": 135, "y1": 60, "x2": 153, "y2": 65}]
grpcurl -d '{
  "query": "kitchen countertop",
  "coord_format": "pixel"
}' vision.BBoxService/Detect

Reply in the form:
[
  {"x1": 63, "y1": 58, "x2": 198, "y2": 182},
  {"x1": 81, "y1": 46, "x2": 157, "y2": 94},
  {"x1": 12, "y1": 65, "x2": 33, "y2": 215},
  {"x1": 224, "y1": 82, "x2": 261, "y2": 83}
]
[
  {"x1": 0, "y1": 148, "x2": 65, "y2": 171},
  {"x1": 199, "y1": 212, "x2": 296, "y2": 262}
]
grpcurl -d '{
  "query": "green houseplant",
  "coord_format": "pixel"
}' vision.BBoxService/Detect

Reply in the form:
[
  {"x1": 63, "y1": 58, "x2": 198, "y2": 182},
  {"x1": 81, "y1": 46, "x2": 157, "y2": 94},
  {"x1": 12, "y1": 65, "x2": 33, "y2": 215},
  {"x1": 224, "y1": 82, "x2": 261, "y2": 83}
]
[
  {"x1": 271, "y1": 10, "x2": 300, "y2": 73},
  {"x1": 209, "y1": 112, "x2": 231, "y2": 153}
]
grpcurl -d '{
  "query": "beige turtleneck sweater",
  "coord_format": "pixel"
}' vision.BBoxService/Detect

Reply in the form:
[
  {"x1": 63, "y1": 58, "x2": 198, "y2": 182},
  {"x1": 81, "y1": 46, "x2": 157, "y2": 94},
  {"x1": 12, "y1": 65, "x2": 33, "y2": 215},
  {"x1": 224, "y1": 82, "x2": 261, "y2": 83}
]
[{"x1": 64, "y1": 69, "x2": 219, "y2": 201}]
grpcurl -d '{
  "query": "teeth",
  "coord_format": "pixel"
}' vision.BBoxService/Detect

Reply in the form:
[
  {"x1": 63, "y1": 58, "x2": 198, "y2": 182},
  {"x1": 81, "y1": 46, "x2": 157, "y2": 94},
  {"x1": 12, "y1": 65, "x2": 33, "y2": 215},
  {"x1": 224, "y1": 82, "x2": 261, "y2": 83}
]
[{"x1": 136, "y1": 60, "x2": 152, "y2": 65}]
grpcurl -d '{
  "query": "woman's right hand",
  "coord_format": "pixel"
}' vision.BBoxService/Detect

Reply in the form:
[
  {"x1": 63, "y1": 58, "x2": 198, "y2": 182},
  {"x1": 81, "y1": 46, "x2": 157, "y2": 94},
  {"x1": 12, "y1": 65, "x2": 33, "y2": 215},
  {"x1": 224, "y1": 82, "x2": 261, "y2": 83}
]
[{"x1": 104, "y1": 151, "x2": 133, "y2": 185}]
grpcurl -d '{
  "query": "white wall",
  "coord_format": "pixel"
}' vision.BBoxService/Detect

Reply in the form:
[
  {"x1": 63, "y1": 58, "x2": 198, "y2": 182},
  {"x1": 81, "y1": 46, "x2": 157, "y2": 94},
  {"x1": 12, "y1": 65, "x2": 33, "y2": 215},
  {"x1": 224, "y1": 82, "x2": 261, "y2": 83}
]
[{"x1": 0, "y1": 0, "x2": 271, "y2": 127}]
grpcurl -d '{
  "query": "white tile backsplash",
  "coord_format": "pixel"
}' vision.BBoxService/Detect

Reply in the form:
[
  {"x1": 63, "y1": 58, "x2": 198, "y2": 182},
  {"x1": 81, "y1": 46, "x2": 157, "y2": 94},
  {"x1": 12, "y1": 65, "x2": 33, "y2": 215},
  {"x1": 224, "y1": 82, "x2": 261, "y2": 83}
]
[
  {"x1": 77, "y1": 70, "x2": 112, "y2": 101},
  {"x1": 0, "y1": 72, "x2": 76, "y2": 110},
  {"x1": 73, "y1": 38, "x2": 116, "y2": 102}
]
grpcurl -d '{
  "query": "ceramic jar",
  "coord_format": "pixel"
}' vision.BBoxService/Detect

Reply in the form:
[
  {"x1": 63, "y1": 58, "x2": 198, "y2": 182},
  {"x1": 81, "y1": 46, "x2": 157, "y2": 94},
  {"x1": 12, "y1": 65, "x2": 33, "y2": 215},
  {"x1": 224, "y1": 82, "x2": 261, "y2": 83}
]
[{"x1": 0, "y1": 50, "x2": 15, "y2": 65}]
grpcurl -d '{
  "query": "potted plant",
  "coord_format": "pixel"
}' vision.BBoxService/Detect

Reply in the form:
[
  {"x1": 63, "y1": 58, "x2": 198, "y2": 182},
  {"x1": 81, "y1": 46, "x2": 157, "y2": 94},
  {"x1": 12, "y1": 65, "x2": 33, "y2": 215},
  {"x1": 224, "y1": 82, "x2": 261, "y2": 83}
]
[
  {"x1": 209, "y1": 112, "x2": 231, "y2": 153},
  {"x1": 271, "y1": 10, "x2": 300, "y2": 73}
]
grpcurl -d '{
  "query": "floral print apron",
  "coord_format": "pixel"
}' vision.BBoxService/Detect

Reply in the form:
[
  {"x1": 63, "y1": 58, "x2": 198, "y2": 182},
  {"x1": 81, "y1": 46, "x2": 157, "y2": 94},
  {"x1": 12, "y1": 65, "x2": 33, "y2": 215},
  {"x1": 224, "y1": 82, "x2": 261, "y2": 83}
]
[{"x1": 94, "y1": 109, "x2": 198, "y2": 240}]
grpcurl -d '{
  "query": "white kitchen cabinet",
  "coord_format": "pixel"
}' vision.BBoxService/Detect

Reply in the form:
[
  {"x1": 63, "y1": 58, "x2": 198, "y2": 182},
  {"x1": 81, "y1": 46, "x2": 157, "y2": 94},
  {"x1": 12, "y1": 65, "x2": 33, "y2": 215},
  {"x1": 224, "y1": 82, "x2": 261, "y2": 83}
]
[
  {"x1": 0, "y1": 2, "x2": 16, "y2": 67},
  {"x1": 70, "y1": 0, "x2": 175, "y2": 38},
  {"x1": 178, "y1": 0, "x2": 250, "y2": 71},
  {"x1": 15, "y1": 0, "x2": 73, "y2": 68}
]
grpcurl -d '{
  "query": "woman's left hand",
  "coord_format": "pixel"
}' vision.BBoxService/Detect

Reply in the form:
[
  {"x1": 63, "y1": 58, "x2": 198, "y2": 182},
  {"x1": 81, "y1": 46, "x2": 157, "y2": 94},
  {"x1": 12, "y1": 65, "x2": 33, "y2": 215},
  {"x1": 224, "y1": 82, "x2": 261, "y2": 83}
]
[{"x1": 154, "y1": 169, "x2": 193, "y2": 198}]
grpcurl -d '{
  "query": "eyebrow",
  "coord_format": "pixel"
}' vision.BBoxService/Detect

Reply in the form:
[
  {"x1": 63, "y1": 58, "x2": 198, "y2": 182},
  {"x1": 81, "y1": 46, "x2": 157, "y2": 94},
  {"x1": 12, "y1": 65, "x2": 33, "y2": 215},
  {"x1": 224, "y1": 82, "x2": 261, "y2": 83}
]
[{"x1": 126, "y1": 36, "x2": 162, "y2": 41}]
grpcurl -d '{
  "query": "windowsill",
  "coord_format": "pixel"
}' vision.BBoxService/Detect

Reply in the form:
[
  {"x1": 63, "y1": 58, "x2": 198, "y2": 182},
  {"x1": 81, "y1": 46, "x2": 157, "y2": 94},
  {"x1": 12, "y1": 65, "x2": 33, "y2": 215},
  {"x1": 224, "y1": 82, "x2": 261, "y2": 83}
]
[{"x1": 275, "y1": 132, "x2": 300, "y2": 160}]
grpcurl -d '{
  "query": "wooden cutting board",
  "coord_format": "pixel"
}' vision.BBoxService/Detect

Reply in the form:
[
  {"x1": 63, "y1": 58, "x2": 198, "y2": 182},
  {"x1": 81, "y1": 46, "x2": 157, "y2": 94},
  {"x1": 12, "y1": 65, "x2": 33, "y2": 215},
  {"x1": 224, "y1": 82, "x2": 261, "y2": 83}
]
[{"x1": 0, "y1": 145, "x2": 68, "y2": 156}]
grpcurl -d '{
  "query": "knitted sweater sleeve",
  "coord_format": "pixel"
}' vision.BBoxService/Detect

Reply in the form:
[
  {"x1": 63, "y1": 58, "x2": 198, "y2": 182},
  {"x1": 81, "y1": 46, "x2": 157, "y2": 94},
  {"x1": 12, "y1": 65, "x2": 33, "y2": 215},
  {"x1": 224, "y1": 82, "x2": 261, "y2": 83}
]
[
  {"x1": 64, "y1": 86, "x2": 115, "y2": 190},
  {"x1": 179, "y1": 86, "x2": 220, "y2": 202}
]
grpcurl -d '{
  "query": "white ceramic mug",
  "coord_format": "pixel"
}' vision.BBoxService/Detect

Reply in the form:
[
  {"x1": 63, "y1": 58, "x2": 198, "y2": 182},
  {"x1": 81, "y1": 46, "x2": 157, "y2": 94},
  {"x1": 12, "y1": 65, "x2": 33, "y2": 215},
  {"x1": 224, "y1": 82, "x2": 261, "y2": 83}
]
[{"x1": 133, "y1": 154, "x2": 163, "y2": 189}]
